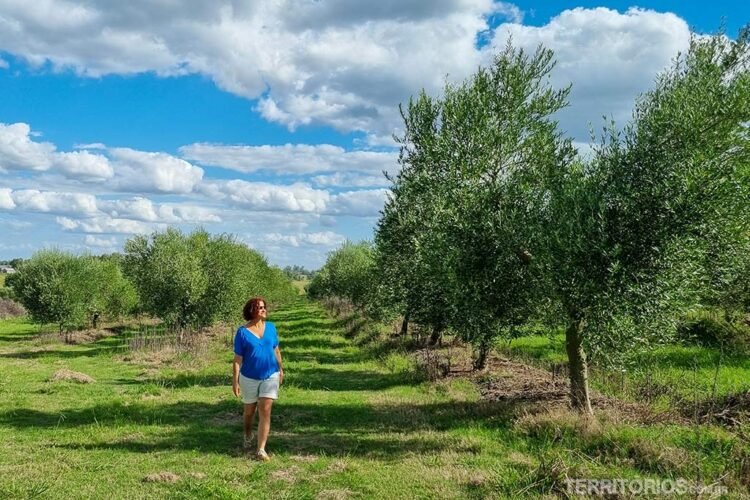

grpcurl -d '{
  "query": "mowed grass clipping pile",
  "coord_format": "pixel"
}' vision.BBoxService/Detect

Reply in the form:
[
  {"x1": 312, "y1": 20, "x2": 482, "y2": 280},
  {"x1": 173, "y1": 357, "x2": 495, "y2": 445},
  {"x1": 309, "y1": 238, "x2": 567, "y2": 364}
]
[{"x1": 0, "y1": 299, "x2": 747, "y2": 498}]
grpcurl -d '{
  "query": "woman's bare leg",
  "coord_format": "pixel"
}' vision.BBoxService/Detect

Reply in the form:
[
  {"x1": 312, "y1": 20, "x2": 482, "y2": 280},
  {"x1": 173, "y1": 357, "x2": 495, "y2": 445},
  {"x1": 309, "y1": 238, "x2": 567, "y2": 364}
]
[
  {"x1": 243, "y1": 403, "x2": 257, "y2": 440},
  {"x1": 256, "y1": 397, "x2": 274, "y2": 451}
]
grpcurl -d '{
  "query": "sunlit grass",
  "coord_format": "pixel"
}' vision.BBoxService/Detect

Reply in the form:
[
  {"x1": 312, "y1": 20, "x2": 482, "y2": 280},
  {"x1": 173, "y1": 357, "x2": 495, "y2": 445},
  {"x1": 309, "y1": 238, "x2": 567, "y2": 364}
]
[{"x1": 0, "y1": 299, "x2": 747, "y2": 498}]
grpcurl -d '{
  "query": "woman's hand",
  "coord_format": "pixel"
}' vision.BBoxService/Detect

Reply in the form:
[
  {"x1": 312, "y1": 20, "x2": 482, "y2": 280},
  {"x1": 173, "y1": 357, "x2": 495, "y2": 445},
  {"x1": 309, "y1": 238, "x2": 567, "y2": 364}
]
[
  {"x1": 279, "y1": 369, "x2": 284, "y2": 385},
  {"x1": 232, "y1": 381, "x2": 240, "y2": 398}
]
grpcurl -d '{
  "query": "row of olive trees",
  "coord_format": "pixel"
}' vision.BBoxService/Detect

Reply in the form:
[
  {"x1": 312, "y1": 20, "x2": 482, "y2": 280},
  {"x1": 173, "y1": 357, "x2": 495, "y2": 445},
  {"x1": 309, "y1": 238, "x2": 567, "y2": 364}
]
[
  {"x1": 7, "y1": 251, "x2": 137, "y2": 337},
  {"x1": 310, "y1": 30, "x2": 750, "y2": 414},
  {"x1": 307, "y1": 242, "x2": 376, "y2": 310},
  {"x1": 7, "y1": 228, "x2": 297, "y2": 339},
  {"x1": 123, "y1": 228, "x2": 296, "y2": 336}
]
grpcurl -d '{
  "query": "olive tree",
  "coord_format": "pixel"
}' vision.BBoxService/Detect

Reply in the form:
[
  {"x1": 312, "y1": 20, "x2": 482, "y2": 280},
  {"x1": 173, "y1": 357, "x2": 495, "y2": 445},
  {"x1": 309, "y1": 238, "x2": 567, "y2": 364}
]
[
  {"x1": 8, "y1": 250, "x2": 98, "y2": 337},
  {"x1": 377, "y1": 43, "x2": 573, "y2": 361},
  {"x1": 124, "y1": 228, "x2": 296, "y2": 335},
  {"x1": 542, "y1": 30, "x2": 750, "y2": 413},
  {"x1": 307, "y1": 241, "x2": 376, "y2": 309}
]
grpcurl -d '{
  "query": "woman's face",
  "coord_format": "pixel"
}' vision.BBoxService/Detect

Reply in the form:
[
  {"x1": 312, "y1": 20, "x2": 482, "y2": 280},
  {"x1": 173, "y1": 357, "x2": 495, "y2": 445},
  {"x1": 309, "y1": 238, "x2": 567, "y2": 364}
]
[{"x1": 257, "y1": 301, "x2": 267, "y2": 320}]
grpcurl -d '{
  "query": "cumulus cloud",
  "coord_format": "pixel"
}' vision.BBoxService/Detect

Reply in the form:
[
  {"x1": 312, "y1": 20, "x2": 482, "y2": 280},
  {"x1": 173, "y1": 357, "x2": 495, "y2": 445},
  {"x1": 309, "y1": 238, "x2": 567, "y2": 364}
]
[
  {"x1": 0, "y1": 122, "x2": 114, "y2": 181},
  {"x1": 84, "y1": 235, "x2": 118, "y2": 248},
  {"x1": 311, "y1": 172, "x2": 390, "y2": 188},
  {"x1": 56, "y1": 215, "x2": 163, "y2": 234},
  {"x1": 0, "y1": 0, "x2": 514, "y2": 134},
  {"x1": 54, "y1": 150, "x2": 114, "y2": 180},
  {"x1": 98, "y1": 197, "x2": 221, "y2": 223},
  {"x1": 180, "y1": 143, "x2": 398, "y2": 176},
  {"x1": 200, "y1": 180, "x2": 389, "y2": 217},
  {"x1": 0, "y1": 188, "x2": 15, "y2": 210},
  {"x1": 10, "y1": 189, "x2": 98, "y2": 216},
  {"x1": 261, "y1": 231, "x2": 346, "y2": 248},
  {"x1": 0, "y1": 123, "x2": 55, "y2": 171},
  {"x1": 327, "y1": 189, "x2": 390, "y2": 217},
  {"x1": 200, "y1": 180, "x2": 331, "y2": 213},
  {"x1": 487, "y1": 7, "x2": 691, "y2": 139},
  {"x1": 110, "y1": 148, "x2": 204, "y2": 194}
]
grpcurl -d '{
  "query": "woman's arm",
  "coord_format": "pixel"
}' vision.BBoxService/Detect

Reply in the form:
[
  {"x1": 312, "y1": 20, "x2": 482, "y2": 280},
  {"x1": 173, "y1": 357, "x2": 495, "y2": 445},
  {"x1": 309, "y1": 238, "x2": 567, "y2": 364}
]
[
  {"x1": 274, "y1": 346, "x2": 284, "y2": 385},
  {"x1": 232, "y1": 354, "x2": 242, "y2": 397}
]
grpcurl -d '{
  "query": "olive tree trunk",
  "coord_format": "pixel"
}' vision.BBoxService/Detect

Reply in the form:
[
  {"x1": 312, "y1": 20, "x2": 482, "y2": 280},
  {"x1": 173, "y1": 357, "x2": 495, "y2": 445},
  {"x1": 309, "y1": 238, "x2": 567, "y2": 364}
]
[
  {"x1": 565, "y1": 318, "x2": 593, "y2": 415},
  {"x1": 399, "y1": 311, "x2": 410, "y2": 337}
]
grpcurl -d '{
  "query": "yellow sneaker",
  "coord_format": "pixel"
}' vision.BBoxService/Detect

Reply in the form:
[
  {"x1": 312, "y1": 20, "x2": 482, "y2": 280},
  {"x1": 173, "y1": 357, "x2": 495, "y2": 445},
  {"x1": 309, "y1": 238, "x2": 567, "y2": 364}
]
[{"x1": 256, "y1": 449, "x2": 270, "y2": 461}]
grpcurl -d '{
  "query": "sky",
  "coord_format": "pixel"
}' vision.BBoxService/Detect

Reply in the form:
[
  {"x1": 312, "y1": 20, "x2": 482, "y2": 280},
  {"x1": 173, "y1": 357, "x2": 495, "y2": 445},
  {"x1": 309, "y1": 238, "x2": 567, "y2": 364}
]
[{"x1": 0, "y1": 1, "x2": 747, "y2": 269}]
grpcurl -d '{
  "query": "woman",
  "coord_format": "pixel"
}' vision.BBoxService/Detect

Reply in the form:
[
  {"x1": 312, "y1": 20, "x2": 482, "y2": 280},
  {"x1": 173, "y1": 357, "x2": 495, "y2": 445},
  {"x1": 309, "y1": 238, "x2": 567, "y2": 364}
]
[{"x1": 232, "y1": 297, "x2": 284, "y2": 461}]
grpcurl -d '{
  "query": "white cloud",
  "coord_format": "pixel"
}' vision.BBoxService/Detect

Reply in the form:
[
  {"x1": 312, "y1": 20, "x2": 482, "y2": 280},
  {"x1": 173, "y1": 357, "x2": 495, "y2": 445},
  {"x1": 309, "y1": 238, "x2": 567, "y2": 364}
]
[
  {"x1": 74, "y1": 142, "x2": 106, "y2": 150},
  {"x1": 10, "y1": 189, "x2": 98, "y2": 216},
  {"x1": 109, "y1": 148, "x2": 204, "y2": 194},
  {"x1": 56, "y1": 215, "x2": 163, "y2": 234},
  {"x1": 0, "y1": 57, "x2": 8, "y2": 69},
  {"x1": 487, "y1": 7, "x2": 691, "y2": 139},
  {"x1": 0, "y1": 122, "x2": 114, "y2": 181},
  {"x1": 311, "y1": 172, "x2": 390, "y2": 188},
  {"x1": 0, "y1": 6, "x2": 695, "y2": 141},
  {"x1": 200, "y1": 180, "x2": 330, "y2": 213},
  {"x1": 0, "y1": 122, "x2": 55, "y2": 171},
  {"x1": 84, "y1": 235, "x2": 118, "y2": 248},
  {"x1": 328, "y1": 189, "x2": 390, "y2": 217},
  {"x1": 98, "y1": 197, "x2": 221, "y2": 223},
  {"x1": 0, "y1": 1, "x2": 515, "y2": 134},
  {"x1": 0, "y1": 188, "x2": 15, "y2": 210},
  {"x1": 261, "y1": 231, "x2": 346, "y2": 248},
  {"x1": 54, "y1": 150, "x2": 113, "y2": 180},
  {"x1": 181, "y1": 142, "x2": 398, "y2": 176}
]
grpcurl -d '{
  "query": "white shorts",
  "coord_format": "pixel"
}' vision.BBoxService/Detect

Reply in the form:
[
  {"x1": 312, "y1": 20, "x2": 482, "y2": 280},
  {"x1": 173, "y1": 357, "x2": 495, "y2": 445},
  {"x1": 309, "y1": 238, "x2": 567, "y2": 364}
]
[{"x1": 239, "y1": 372, "x2": 280, "y2": 404}]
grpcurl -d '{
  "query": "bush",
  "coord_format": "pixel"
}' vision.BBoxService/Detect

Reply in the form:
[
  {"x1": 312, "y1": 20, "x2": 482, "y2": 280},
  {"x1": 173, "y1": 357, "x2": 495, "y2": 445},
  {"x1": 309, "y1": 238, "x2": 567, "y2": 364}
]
[
  {"x1": 0, "y1": 298, "x2": 25, "y2": 319},
  {"x1": 7, "y1": 250, "x2": 100, "y2": 334},
  {"x1": 677, "y1": 309, "x2": 750, "y2": 351},
  {"x1": 124, "y1": 228, "x2": 296, "y2": 333},
  {"x1": 307, "y1": 241, "x2": 375, "y2": 309}
]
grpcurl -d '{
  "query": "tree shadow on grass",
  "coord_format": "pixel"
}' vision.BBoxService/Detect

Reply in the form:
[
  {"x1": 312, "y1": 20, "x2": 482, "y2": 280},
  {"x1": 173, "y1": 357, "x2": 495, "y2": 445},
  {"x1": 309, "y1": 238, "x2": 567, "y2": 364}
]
[
  {"x1": 281, "y1": 337, "x2": 350, "y2": 350},
  {"x1": 285, "y1": 366, "x2": 411, "y2": 391},
  {"x1": 1, "y1": 399, "x2": 515, "y2": 459}
]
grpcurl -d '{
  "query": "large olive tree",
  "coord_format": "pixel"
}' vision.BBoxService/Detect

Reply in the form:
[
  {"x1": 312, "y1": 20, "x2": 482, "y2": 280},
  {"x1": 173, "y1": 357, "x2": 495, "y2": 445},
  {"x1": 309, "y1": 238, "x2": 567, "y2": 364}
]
[{"x1": 543, "y1": 30, "x2": 750, "y2": 413}]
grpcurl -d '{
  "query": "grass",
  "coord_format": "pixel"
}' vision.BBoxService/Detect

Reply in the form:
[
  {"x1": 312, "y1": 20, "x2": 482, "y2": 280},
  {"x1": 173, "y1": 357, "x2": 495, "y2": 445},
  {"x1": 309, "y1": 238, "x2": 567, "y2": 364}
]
[
  {"x1": 0, "y1": 299, "x2": 748, "y2": 498},
  {"x1": 499, "y1": 333, "x2": 750, "y2": 412}
]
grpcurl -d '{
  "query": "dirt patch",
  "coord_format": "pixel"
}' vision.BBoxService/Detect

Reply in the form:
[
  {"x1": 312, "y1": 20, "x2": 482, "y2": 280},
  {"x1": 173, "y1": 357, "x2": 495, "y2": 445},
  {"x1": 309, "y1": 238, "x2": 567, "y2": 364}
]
[
  {"x1": 270, "y1": 466, "x2": 300, "y2": 483},
  {"x1": 187, "y1": 472, "x2": 207, "y2": 480},
  {"x1": 290, "y1": 454, "x2": 319, "y2": 463},
  {"x1": 209, "y1": 410, "x2": 240, "y2": 427},
  {"x1": 468, "y1": 353, "x2": 684, "y2": 425},
  {"x1": 143, "y1": 472, "x2": 180, "y2": 483},
  {"x1": 325, "y1": 461, "x2": 348, "y2": 474},
  {"x1": 66, "y1": 329, "x2": 115, "y2": 344},
  {"x1": 689, "y1": 390, "x2": 750, "y2": 427},
  {"x1": 316, "y1": 489, "x2": 355, "y2": 500},
  {"x1": 51, "y1": 369, "x2": 95, "y2": 384}
]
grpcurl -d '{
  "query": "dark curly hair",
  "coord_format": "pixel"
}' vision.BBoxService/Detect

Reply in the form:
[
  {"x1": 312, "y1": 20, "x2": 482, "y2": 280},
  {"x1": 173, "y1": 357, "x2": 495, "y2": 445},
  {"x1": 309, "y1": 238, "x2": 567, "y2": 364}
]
[{"x1": 243, "y1": 297, "x2": 267, "y2": 321}]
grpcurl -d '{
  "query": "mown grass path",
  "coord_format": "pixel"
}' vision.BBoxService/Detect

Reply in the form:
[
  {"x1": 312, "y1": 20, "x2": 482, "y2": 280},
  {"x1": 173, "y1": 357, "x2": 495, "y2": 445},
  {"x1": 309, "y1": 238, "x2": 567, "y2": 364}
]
[{"x1": 0, "y1": 299, "x2": 746, "y2": 498}]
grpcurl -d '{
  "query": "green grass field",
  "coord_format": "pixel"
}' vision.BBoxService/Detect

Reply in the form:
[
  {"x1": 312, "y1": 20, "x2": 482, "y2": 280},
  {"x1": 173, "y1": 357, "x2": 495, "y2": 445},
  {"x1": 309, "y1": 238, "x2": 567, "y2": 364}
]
[
  {"x1": 500, "y1": 333, "x2": 750, "y2": 412},
  {"x1": 1, "y1": 299, "x2": 748, "y2": 498}
]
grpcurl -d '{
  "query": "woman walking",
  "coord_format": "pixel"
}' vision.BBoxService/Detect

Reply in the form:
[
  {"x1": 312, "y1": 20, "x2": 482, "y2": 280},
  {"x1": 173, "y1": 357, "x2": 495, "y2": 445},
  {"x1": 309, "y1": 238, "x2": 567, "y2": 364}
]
[{"x1": 232, "y1": 297, "x2": 284, "y2": 461}]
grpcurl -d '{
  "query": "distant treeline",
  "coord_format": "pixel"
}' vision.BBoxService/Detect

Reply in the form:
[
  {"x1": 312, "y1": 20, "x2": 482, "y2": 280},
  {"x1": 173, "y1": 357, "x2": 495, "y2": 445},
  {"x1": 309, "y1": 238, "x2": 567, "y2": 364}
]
[{"x1": 5, "y1": 228, "x2": 297, "y2": 339}]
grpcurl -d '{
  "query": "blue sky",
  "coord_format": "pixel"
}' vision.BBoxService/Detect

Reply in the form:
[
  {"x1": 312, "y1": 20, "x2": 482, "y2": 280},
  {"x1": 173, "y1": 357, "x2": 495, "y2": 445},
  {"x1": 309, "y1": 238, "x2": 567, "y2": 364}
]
[{"x1": 0, "y1": 1, "x2": 747, "y2": 268}]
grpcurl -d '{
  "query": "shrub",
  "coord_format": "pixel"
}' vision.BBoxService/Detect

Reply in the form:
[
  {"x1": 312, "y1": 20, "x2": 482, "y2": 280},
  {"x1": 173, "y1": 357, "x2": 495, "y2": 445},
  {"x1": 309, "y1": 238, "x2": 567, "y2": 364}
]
[
  {"x1": 677, "y1": 309, "x2": 750, "y2": 352},
  {"x1": 0, "y1": 298, "x2": 25, "y2": 319},
  {"x1": 124, "y1": 228, "x2": 296, "y2": 333}
]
